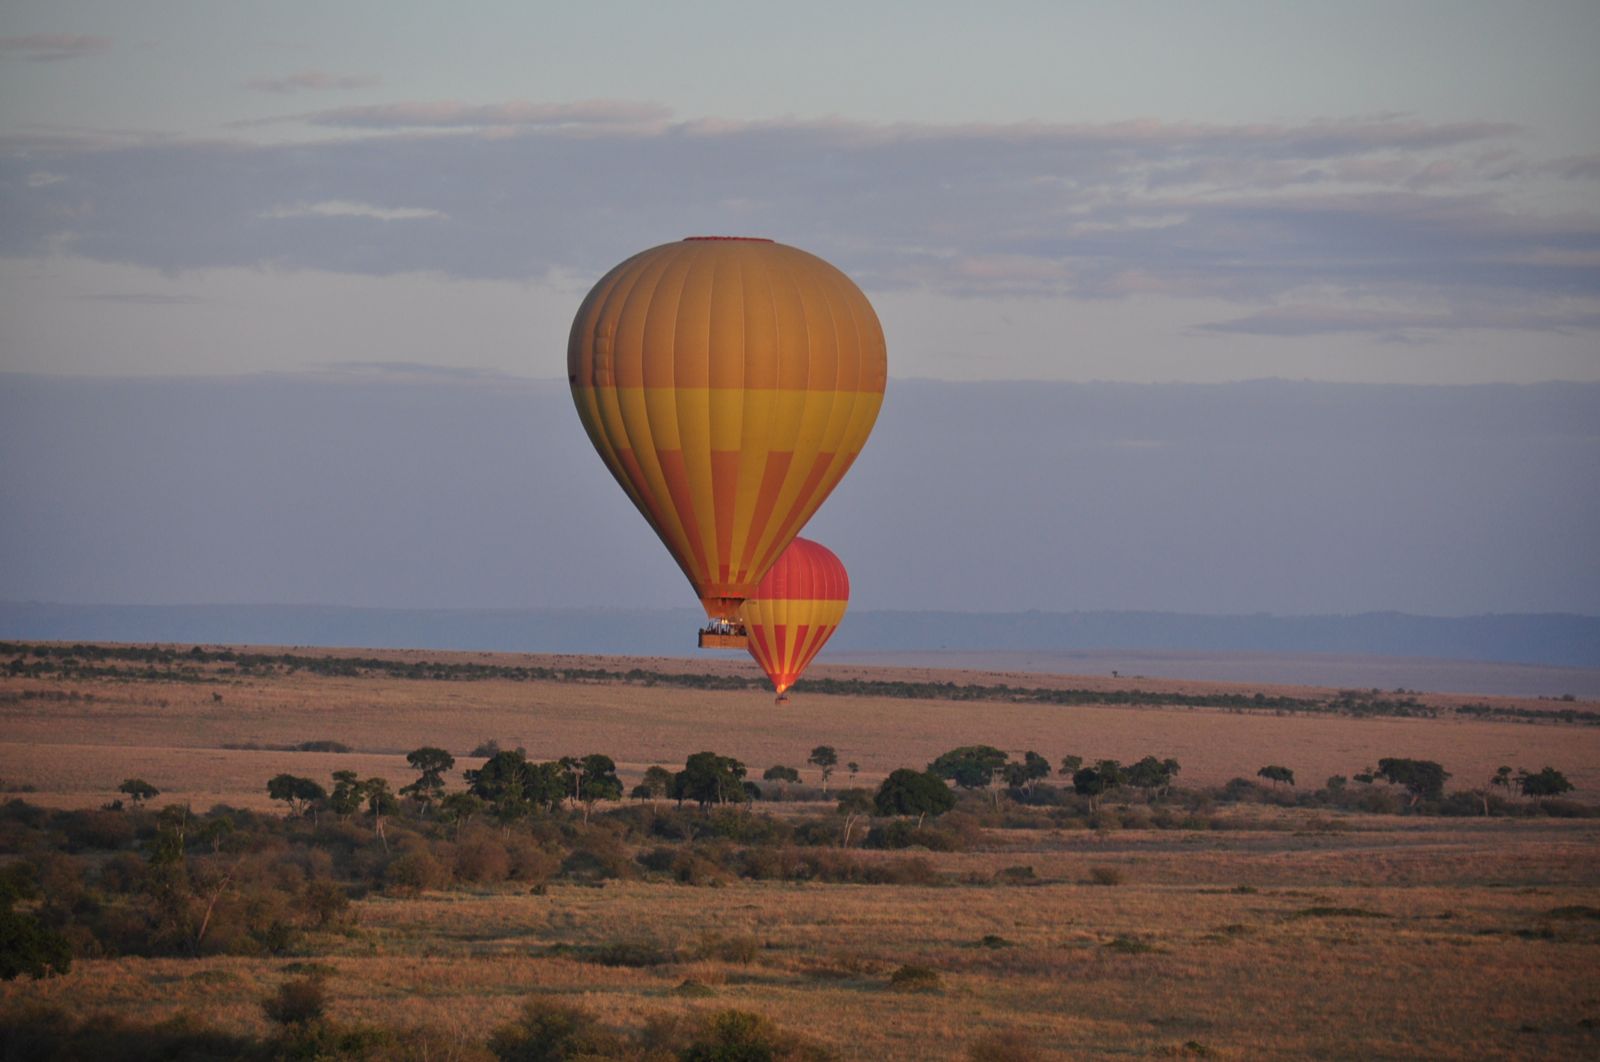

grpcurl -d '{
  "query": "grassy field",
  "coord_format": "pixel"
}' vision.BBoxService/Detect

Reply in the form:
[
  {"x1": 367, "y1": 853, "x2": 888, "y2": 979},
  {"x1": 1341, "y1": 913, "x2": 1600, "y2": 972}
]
[{"x1": 3, "y1": 643, "x2": 1599, "y2": 1059}]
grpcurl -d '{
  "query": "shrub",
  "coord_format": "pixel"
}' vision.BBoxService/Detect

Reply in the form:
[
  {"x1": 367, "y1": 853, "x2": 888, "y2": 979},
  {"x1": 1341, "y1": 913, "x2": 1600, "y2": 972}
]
[
  {"x1": 454, "y1": 836, "x2": 512, "y2": 883},
  {"x1": 384, "y1": 849, "x2": 450, "y2": 894},
  {"x1": 889, "y1": 963, "x2": 943, "y2": 991},
  {"x1": 1088, "y1": 866, "x2": 1125, "y2": 886},
  {"x1": 262, "y1": 974, "x2": 328, "y2": 1026},
  {"x1": 488, "y1": 998, "x2": 625, "y2": 1061},
  {"x1": 677, "y1": 1009, "x2": 826, "y2": 1062},
  {"x1": 967, "y1": 1029, "x2": 1039, "y2": 1061},
  {"x1": 693, "y1": 931, "x2": 760, "y2": 964}
]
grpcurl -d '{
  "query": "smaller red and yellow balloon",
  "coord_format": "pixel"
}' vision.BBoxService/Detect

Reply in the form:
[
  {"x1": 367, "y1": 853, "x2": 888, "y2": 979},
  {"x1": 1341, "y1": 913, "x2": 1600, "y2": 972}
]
[{"x1": 740, "y1": 538, "x2": 849, "y2": 703}]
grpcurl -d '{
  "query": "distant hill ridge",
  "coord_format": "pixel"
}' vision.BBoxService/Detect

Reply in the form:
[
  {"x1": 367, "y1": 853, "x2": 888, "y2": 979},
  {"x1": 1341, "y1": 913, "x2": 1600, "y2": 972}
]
[{"x1": 2, "y1": 602, "x2": 1594, "y2": 669}]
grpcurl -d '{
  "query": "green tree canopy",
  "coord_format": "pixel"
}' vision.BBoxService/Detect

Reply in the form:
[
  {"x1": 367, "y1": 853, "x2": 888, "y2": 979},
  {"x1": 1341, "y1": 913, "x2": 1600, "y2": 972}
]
[
  {"x1": 1376, "y1": 758, "x2": 1450, "y2": 804},
  {"x1": 265, "y1": 774, "x2": 326, "y2": 817},
  {"x1": 1257, "y1": 765, "x2": 1295, "y2": 787},
  {"x1": 874, "y1": 769, "x2": 956, "y2": 824},
  {"x1": 928, "y1": 745, "x2": 1009, "y2": 791},
  {"x1": 673, "y1": 752, "x2": 749, "y2": 808}
]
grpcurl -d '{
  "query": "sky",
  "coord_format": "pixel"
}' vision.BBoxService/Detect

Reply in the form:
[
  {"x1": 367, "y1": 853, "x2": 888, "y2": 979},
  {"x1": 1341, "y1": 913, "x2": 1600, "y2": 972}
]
[{"x1": 2, "y1": 0, "x2": 1597, "y2": 384}]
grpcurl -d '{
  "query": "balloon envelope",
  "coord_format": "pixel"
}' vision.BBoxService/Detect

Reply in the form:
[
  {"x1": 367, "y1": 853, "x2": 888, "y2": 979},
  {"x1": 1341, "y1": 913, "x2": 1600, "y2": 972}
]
[
  {"x1": 741, "y1": 537, "x2": 849, "y2": 696},
  {"x1": 568, "y1": 238, "x2": 886, "y2": 620}
]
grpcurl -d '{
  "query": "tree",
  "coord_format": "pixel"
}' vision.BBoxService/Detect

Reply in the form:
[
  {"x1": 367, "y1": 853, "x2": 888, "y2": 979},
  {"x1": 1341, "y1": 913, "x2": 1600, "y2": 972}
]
[
  {"x1": 632, "y1": 765, "x2": 675, "y2": 807},
  {"x1": 808, "y1": 746, "x2": 839, "y2": 794},
  {"x1": 438, "y1": 791, "x2": 485, "y2": 835},
  {"x1": 874, "y1": 769, "x2": 956, "y2": 826},
  {"x1": 1127, "y1": 756, "x2": 1180, "y2": 797},
  {"x1": 1072, "y1": 760, "x2": 1125, "y2": 813},
  {"x1": 266, "y1": 774, "x2": 326, "y2": 817},
  {"x1": 762, "y1": 765, "x2": 801, "y2": 785},
  {"x1": 118, "y1": 778, "x2": 159, "y2": 807},
  {"x1": 929, "y1": 745, "x2": 1009, "y2": 804},
  {"x1": 399, "y1": 746, "x2": 455, "y2": 812},
  {"x1": 363, "y1": 778, "x2": 399, "y2": 851},
  {"x1": 0, "y1": 882, "x2": 71, "y2": 980},
  {"x1": 673, "y1": 752, "x2": 749, "y2": 808},
  {"x1": 328, "y1": 770, "x2": 364, "y2": 817},
  {"x1": 836, "y1": 789, "x2": 873, "y2": 847},
  {"x1": 1059, "y1": 754, "x2": 1084, "y2": 776},
  {"x1": 570, "y1": 754, "x2": 622, "y2": 822},
  {"x1": 1376, "y1": 758, "x2": 1450, "y2": 805},
  {"x1": 1517, "y1": 766, "x2": 1574, "y2": 805},
  {"x1": 847, "y1": 761, "x2": 860, "y2": 783},
  {"x1": 1256, "y1": 765, "x2": 1295, "y2": 788},
  {"x1": 1002, "y1": 751, "x2": 1053, "y2": 793}
]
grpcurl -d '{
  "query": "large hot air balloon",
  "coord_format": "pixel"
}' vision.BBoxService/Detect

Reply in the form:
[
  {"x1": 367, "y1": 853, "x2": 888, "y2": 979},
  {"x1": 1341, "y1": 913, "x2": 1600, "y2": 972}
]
[
  {"x1": 741, "y1": 537, "x2": 849, "y2": 702},
  {"x1": 568, "y1": 238, "x2": 885, "y2": 646}
]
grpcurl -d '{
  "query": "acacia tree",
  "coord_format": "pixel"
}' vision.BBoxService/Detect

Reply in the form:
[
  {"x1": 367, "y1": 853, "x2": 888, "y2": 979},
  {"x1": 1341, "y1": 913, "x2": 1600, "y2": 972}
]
[
  {"x1": 328, "y1": 770, "x2": 364, "y2": 818},
  {"x1": 929, "y1": 745, "x2": 1009, "y2": 805},
  {"x1": 673, "y1": 752, "x2": 749, "y2": 808},
  {"x1": 1257, "y1": 765, "x2": 1295, "y2": 788},
  {"x1": 399, "y1": 747, "x2": 455, "y2": 813},
  {"x1": 1517, "y1": 766, "x2": 1574, "y2": 806},
  {"x1": 1127, "y1": 756, "x2": 1181, "y2": 798},
  {"x1": 1002, "y1": 751, "x2": 1053, "y2": 793},
  {"x1": 439, "y1": 791, "x2": 485, "y2": 836},
  {"x1": 874, "y1": 768, "x2": 956, "y2": 827},
  {"x1": 1059, "y1": 754, "x2": 1084, "y2": 777},
  {"x1": 569, "y1": 754, "x2": 622, "y2": 822},
  {"x1": 808, "y1": 746, "x2": 839, "y2": 794},
  {"x1": 266, "y1": 774, "x2": 326, "y2": 818},
  {"x1": 836, "y1": 789, "x2": 874, "y2": 847},
  {"x1": 363, "y1": 778, "x2": 399, "y2": 852},
  {"x1": 762, "y1": 765, "x2": 801, "y2": 785},
  {"x1": 632, "y1": 765, "x2": 675, "y2": 807},
  {"x1": 1072, "y1": 760, "x2": 1126, "y2": 813},
  {"x1": 1376, "y1": 758, "x2": 1450, "y2": 806},
  {"x1": 118, "y1": 778, "x2": 159, "y2": 807}
]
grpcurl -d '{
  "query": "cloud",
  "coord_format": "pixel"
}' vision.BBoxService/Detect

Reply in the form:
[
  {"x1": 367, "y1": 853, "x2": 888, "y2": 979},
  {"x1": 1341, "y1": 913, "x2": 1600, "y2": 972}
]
[
  {"x1": 245, "y1": 70, "x2": 381, "y2": 94},
  {"x1": 2, "y1": 106, "x2": 1595, "y2": 336},
  {"x1": 247, "y1": 99, "x2": 672, "y2": 131},
  {"x1": 1198, "y1": 303, "x2": 1600, "y2": 338},
  {"x1": 68, "y1": 292, "x2": 209, "y2": 305},
  {"x1": 260, "y1": 200, "x2": 447, "y2": 222},
  {"x1": 0, "y1": 34, "x2": 111, "y2": 61}
]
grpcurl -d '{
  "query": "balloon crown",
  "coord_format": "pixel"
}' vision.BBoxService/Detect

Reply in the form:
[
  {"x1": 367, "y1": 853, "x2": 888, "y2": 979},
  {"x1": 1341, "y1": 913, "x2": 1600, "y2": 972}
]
[{"x1": 682, "y1": 236, "x2": 774, "y2": 242}]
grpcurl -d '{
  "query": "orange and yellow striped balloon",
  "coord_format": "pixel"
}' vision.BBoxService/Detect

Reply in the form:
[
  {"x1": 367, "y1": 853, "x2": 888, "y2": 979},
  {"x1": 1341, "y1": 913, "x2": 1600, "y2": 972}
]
[
  {"x1": 741, "y1": 537, "x2": 849, "y2": 698},
  {"x1": 568, "y1": 238, "x2": 886, "y2": 620}
]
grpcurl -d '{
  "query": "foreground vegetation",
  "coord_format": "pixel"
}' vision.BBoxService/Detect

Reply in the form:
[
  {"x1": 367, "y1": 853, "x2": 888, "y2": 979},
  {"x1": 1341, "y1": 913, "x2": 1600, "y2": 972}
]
[{"x1": 4, "y1": 643, "x2": 1599, "y2": 1058}]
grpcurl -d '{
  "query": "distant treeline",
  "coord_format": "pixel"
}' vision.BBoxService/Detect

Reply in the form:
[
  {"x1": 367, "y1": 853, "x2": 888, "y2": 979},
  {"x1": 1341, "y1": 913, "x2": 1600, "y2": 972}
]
[{"x1": 5, "y1": 641, "x2": 1597, "y2": 725}]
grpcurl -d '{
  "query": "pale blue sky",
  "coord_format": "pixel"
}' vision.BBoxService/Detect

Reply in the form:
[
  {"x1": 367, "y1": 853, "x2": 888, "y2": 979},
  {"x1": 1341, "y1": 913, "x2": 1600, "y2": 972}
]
[{"x1": 2, "y1": 1, "x2": 1597, "y2": 381}]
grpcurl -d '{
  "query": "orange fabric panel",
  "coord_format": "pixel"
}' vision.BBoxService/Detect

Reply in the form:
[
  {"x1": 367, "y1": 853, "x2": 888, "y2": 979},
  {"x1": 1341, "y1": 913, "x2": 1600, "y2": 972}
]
[
  {"x1": 740, "y1": 538, "x2": 849, "y2": 695},
  {"x1": 569, "y1": 238, "x2": 886, "y2": 619}
]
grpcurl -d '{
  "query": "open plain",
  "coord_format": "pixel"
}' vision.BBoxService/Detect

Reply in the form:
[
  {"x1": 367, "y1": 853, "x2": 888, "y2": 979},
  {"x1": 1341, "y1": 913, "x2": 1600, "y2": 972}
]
[{"x1": 2, "y1": 642, "x2": 1598, "y2": 1059}]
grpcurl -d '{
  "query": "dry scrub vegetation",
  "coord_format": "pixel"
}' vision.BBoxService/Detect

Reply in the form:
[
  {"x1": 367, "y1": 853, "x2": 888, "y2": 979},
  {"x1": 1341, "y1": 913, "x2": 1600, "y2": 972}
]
[{"x1": 2, "y1": 642, "x2": 1599, "y2": 1059}]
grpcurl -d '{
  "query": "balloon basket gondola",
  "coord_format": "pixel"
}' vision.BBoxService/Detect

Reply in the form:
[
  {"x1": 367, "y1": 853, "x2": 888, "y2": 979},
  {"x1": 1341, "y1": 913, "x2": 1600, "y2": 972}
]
[
  {"x1": 697, "y1": 628, "x2": 748, "y2": 650},
  {"x1": 774, "y1": 693, "x2": 790, "y2": 706}
]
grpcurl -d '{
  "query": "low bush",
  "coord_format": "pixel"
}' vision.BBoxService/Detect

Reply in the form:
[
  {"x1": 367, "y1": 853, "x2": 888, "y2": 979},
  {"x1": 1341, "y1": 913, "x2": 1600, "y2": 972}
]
[{"x1": 888, "y1": 963, "x2": 943, "y2": 991}]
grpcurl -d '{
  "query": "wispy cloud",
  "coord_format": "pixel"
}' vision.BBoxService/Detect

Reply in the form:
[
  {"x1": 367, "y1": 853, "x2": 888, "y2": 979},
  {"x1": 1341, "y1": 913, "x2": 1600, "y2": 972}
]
[
  {"x1": 260, "y1": 200, "x2": 447, "y2": 222},
  {"x1": 245, "y1": 70, "x2": 381, "y2": 94},
  {"x1": 68, "y1": 292, "x2": 209, "y2": 305},
  {"x1": 3, "y1": 105, "x2": 1596, "y2": 337},
  {"x1": 245, "y1": 98, "x2": 671, "y2": 131},
  {"x1": 0, "y1": 34, "x2": 112, "y2": 62},
  {"x1": 1199, "y1": 303, "x2": 1600, "y2": 338}
]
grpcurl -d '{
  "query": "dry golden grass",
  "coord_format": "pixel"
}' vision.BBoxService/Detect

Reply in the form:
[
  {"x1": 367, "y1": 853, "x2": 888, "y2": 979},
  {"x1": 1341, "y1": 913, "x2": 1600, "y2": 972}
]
[{"x1": 3, "y1": 645, "x2": 1599, "y2": 1059}]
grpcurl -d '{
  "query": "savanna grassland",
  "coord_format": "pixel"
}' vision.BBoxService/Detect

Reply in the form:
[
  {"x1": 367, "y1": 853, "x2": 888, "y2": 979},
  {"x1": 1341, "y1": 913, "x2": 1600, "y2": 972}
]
[{"x1": 2, "y1": 642, "x2": 1599, "y2": 1060}]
